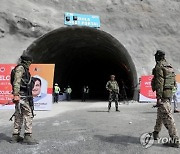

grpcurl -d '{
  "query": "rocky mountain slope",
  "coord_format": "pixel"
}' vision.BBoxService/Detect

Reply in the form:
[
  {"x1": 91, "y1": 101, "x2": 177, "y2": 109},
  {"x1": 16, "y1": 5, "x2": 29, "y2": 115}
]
[{"x1": 0, "y1": 0, "x2": 180, "y2": 76}]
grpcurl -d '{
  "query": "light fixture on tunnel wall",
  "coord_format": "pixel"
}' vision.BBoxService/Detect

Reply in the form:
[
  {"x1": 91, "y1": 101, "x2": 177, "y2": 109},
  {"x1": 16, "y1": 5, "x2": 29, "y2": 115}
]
[
  {"x1": 73, "y1": 16, "x2": 78, "y2": 21},
  {"x1": 66, "y1": 16, "x2": 70, "y2": 21}
]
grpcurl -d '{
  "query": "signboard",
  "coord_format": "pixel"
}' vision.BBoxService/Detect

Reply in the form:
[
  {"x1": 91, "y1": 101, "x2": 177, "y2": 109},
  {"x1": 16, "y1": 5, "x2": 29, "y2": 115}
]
[
  {"x1": 139, "y1": 75, "x2": 156, "y2": 102},
  {"x1": 175, "y1": 74, "x2": 180, "y2": 102},
  {"x1": 139, "y1": 75, "x2": 180, "y2": 102},
  {"x1": 0, "y1": 64, "x2": 55, "y2": 110},
  {"x1": 30, "y1": 64, "x2": 55, "y2": 110},
  {"x1": 0, "y1": 64, "x2": 15, "y2": 106},
  {"x1": 64, "y1": 12, "x2": 100, "y2": 28}
]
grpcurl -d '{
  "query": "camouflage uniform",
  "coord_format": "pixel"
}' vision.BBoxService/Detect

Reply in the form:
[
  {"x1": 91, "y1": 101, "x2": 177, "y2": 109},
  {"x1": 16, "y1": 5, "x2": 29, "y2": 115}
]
[
  {"x1": 106, "y1": 80, "x2": 119, "y2": 110},
  {"x1": 12, "y1": 65, "x2": 33, "y2": 135},
  {"x1": 152, "y1": 58, "x2": 179, "y2": 142},
  {"x1": 11, "y1": 55, "x2": 38, "y2": 145}
]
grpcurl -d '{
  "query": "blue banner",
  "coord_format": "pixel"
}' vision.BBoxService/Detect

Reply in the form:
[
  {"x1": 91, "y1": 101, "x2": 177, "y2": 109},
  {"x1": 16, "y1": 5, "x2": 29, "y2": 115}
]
[{"x1": 64, "y1": 12, "x2": 100, "y2": 28}]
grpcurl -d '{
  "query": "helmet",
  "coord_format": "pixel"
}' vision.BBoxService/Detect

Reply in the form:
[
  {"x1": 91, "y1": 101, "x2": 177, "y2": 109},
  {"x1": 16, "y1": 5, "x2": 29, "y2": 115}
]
[
  {"x1": 154, "y1": 50, "x2": 165, "y2": 62},
  {"x1": 110, "y1": 75, "x2": 115, "y2": 78},
  {"x1": 55, "y1": 83, "x2": 58, "y2": 86},
  {"x1": 154, "y1": 50, "x2": 165, "y2": 57},
  {"x1": 21, "y1": 54, "x2": 33, "y2": 62}
]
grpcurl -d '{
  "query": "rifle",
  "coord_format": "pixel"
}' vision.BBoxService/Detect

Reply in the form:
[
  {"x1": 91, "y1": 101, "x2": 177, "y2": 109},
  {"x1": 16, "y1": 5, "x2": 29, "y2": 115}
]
[
  {"x1": 9, "y1": 113, "x2": 15, "y2": 121},
  {"x1": 27, "y1": 79, "x2": 35, "y2": 118},
  {"x1": 152, "y1": 103, "x2": 163, "y2": 108},
  {"x1": 110, "y1": 89, "x2": 129, "y2": 105},
  {"x1": 9, "y1": 100, "x2": 21, "y2": 121},
  {"x1": 9, "y1": 96, "x2": 35, "y2": 121},
  {"x1": 152, "y1": 99, "x2": 163, "y2": 108},
  {"x1": 111, "y1": 89, "x2": 119, "y2": 94},
  {"x1": 9, "y1": 107, "x2": 21, "y2": 121},
  {"x1": 152, "y1": 104, "x2": 158, "y2": 108}
]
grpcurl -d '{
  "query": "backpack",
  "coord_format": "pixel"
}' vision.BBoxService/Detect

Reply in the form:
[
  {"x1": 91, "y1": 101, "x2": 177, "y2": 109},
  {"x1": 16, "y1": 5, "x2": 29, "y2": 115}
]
[
  {"x1": 151, "y1": 68, "x2": 156, "y2": 92},
  {"x1": 10, "y1": 65, "x2": 22, "y2": 86},
  {"x1": 10, "y1": 64, "x2": 30, "y2": 86},
  {"x1": 162, "y1": 63, "x2": 176, "y2": 89}
]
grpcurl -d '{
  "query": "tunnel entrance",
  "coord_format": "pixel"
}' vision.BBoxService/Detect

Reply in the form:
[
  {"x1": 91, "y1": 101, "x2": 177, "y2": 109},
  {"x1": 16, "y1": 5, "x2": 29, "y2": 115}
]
[{"x1": 25, "y1": 27, "x2": 138, "y2": 100}]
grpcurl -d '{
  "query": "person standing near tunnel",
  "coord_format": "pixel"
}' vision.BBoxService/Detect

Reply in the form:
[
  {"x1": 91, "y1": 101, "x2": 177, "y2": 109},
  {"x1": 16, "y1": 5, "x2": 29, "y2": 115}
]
[
  {"x1": 10, "y1": 55, "x2": 38, "y2": 145},
  {"x1": 66, "y1": 85, "x2": 72, "y2": 101},
  {"x1": 172, "y1": 86, "x2": 180, "y2": 113},
  {"x1": 151, "y1": 50, "x2": 179, "y2": 148},
  {"x1": 106, "y1": 75, "x2": 120, "y2": 112},
  {"x1": 82, "y1": 86, "x2": 89, "y2": 102},
  {"x1": 54, "y1": 83, "x2": 60, "y2": 103}
]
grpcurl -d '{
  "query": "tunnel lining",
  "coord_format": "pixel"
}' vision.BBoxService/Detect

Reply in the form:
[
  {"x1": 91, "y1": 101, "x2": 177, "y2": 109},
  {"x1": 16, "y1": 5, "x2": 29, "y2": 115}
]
[{"x1": 25, "y1": 26, "x2": 138, "y2": 100}]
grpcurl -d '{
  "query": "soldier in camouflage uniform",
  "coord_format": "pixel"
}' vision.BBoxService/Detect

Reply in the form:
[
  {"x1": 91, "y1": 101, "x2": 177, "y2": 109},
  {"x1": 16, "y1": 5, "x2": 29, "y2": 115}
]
[
  {"x1": 10, "y1": 55, "x2": 38, "y2": 145},
  {"x1": 106, "y1": 75, "x2": 120, "y2": 112},
  {"x1": 151, "y1": 50, "x2": 179, "y2": 148}
]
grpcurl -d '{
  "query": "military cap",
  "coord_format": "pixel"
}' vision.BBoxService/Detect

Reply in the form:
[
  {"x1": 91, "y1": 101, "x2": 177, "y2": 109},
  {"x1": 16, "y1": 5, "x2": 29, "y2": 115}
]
[
  {"x1": 154, "y1": 50, "x2": 165, "y2": 56},
  {"x1": 55, "y1": 83, "x2": 58, "y2": 86},
  {"x1": 110, "y1": 75, "x2": 115, "y2": 78},
  {"x1": 21, "y1": 54, "x2": 33, "y2": 61}
]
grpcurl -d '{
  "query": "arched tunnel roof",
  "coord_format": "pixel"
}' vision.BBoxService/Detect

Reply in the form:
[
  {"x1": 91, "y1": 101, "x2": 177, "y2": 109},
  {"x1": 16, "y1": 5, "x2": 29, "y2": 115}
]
[{"x1": 25, "y1": 26, "x2": 138, "y2": 100}]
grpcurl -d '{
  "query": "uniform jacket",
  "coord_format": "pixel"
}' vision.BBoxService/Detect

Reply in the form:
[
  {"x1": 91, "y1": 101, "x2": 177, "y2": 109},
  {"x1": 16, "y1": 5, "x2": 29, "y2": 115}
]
[
  {"x1": 66, "y1": 88, "x2": 72, "y2": 94},
  {"x1": 13, "y1": 65, "x2": 31, "y2": 96},
  {"x1": 106, "y1": 80, "x2": 119, "y2": 93},
  {"x1": 151, "y1": 59, "x2": 175, "y2": 99}
]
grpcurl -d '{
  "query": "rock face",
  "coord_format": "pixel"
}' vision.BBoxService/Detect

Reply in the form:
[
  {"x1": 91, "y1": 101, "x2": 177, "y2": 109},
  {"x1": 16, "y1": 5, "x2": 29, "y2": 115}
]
[{"x1": 0, "y1": 0, "x2": 180, "y2": 76}]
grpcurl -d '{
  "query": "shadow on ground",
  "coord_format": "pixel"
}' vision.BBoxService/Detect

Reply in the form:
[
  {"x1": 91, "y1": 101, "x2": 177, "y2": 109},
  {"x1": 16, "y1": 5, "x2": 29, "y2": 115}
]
[
  {"x1": 95, "y1": 134, "x2": 170, "y2": 148},
  {"x1": 0, "y1": 133, "x2": 11, "y2": 143},
  {"x1": 87, "y1": 110, "x2": 109, "y2": 113},
  {"x1": 94, "y1": 134, "x2": 139, "y2": 146},
  {"x1": 141, "y1": 112, "x2": 157, "y2": 114}
]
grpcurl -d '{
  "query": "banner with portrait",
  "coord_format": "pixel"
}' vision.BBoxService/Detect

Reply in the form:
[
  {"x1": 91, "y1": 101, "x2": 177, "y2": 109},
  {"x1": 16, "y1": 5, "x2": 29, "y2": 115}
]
[
  {"x1": 0, "y1": 64, "x2": 55, "y2": 110},
  {"x1": 0, "y1": 64, "x2": 15, "y2": 109}
]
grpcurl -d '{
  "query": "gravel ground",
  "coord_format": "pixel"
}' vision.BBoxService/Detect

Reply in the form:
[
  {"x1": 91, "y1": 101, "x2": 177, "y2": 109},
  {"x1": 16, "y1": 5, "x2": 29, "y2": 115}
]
[{"x1": 0, "y1": 101, "x2": 180, "y2": 154}]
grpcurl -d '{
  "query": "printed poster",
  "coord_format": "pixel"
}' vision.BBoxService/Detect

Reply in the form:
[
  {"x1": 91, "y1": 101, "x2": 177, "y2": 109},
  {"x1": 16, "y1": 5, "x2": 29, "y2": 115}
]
[
  {"x1": 0, "y1": 64, "x2": 54, "y2": 110},
  {"x1": 139, "y1": 75, "x2": 156, "y2": 102},
  {"x1": 175, "y1": 74, "x2": 180, "y2": 102},
  {"x1": 139, "y1": 75, "x2": 180, "y2": 102}
]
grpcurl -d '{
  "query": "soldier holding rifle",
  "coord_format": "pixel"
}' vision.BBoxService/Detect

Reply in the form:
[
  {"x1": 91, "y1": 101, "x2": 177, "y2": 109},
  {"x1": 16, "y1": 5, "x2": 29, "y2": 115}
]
[
  {"x1": 106, "y1": 75, "x2": 120, "y2": 112},
  {"x1": 10, "y1": 55, "x2": 38, "y2": 145}
]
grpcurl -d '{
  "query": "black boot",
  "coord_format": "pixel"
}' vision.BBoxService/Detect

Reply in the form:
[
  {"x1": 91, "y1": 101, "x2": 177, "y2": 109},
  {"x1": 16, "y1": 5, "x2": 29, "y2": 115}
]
[
  {"x1": 10, "y1": 134, "x2": 23, "y2": 143},
  {"x1": 116, "y1": 109, "x2": 120, "y2": 112},
  {"x1": 22, "y1": 133, "x2": 38, "y2": 145},
  {"x1": 152, "y1": 131, "x2": 159, "y2": 140}
]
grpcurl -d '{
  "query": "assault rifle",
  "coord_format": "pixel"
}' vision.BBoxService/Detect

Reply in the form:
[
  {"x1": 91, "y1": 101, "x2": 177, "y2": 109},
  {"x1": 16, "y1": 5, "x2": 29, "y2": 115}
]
[
  {"x1": 9, "y1": 96, "x2": 35, "y2": 121},
  {"x1": 111, "y1": 89, "x2": 119, "y2": 94},
  {"x1": 27, "y1": 81, "x2": 35, "y2": 118}
]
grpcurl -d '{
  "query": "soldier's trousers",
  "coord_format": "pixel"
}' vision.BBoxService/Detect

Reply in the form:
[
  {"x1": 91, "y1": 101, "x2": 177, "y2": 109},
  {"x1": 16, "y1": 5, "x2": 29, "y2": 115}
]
[
  {"x1": 108, "y1": 92, "x2": 118, "y2": 109},
  {"x1": 13, "y1": 99, "x2": 33, "y2": 135},
  {"x1": 154, "y1": 99, "x2": 179, "y2": 139}
]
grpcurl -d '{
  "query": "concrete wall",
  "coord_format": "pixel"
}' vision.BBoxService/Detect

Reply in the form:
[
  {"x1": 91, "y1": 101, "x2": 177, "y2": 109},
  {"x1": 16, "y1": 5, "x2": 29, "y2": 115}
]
[{"x1": 0, "y1": 0, "x2": 180, "y2": 77}]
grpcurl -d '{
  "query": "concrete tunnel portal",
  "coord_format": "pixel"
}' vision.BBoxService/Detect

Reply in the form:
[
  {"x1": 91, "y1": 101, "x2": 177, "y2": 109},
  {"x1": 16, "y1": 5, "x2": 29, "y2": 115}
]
[{"x1": 25, "y1": 27, "x2": 138, "y2": 100}]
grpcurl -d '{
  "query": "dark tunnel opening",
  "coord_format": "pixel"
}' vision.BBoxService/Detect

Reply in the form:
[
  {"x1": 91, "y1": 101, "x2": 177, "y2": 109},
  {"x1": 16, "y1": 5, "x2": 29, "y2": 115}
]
[{"x1": 25, "y1": 27, "x2": 138, "y2": 100}]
